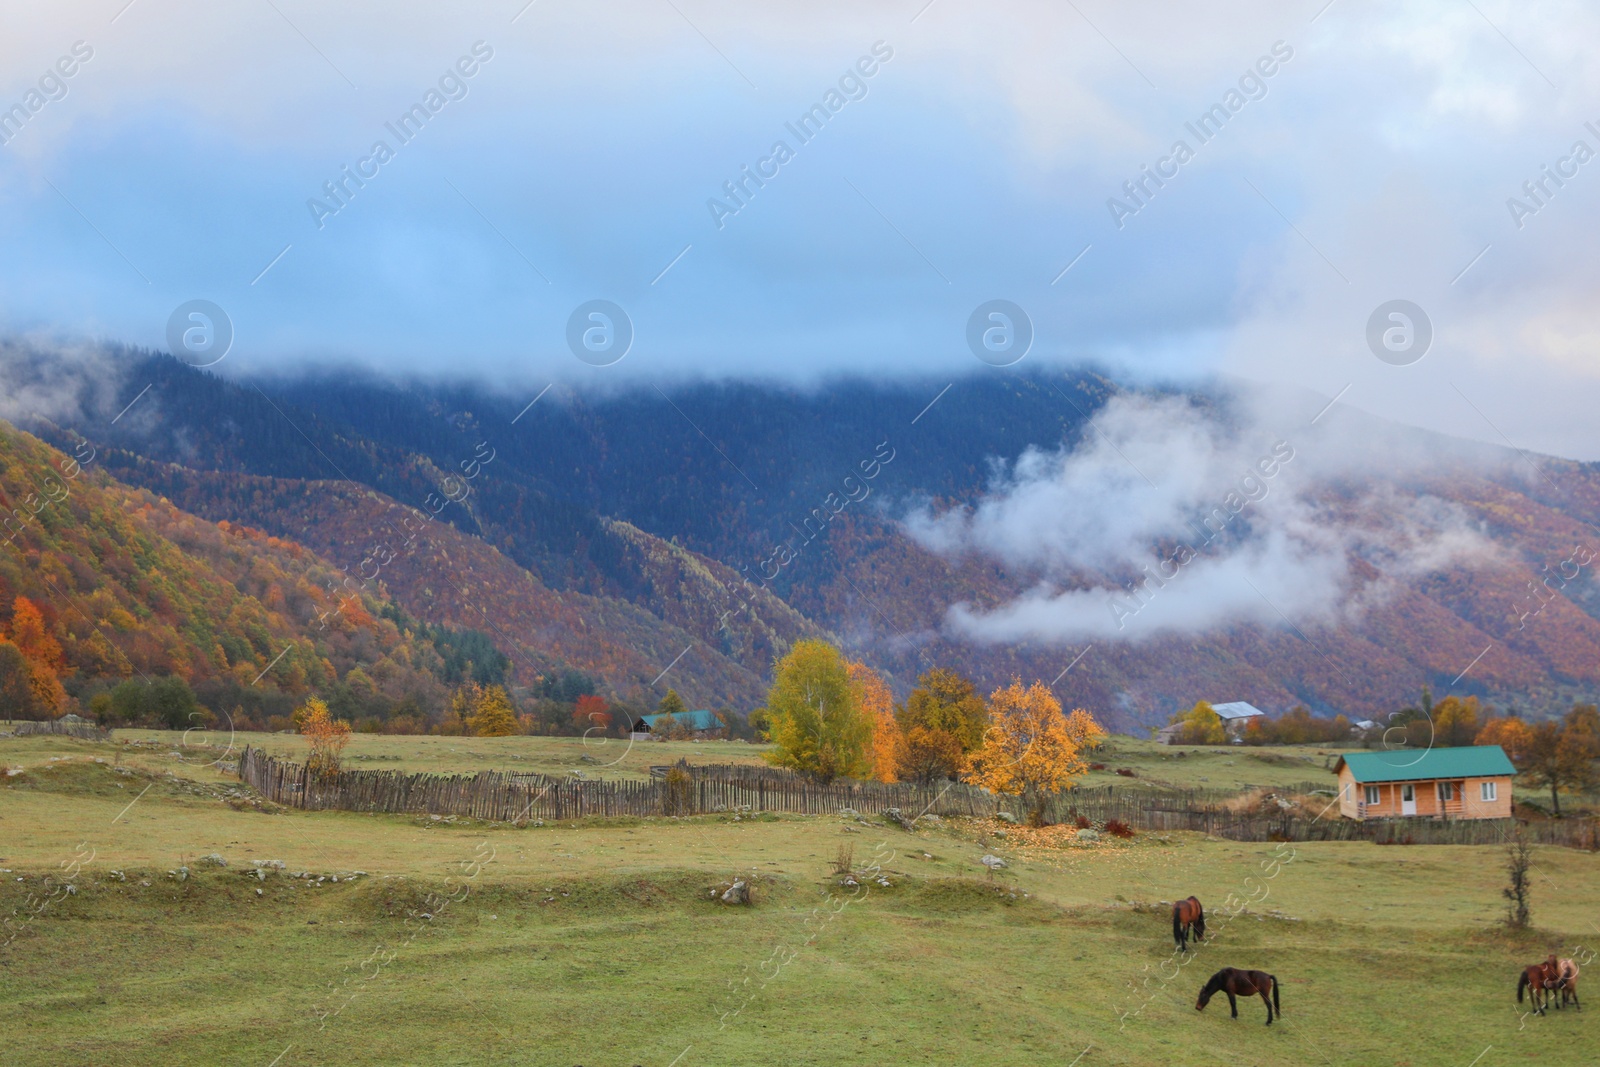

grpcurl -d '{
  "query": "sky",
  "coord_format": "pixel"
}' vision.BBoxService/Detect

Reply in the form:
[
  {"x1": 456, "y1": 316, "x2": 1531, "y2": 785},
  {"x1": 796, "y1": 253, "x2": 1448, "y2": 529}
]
[{"x1": 2, "y1": 0, "x2": 1599, "y2": 459}]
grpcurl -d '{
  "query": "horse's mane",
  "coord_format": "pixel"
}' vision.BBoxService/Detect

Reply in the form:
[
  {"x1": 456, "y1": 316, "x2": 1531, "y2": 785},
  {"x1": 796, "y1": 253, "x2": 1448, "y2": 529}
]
[{"x1": 1200, "y1": 968, "x2": 1229, "y2": 993}]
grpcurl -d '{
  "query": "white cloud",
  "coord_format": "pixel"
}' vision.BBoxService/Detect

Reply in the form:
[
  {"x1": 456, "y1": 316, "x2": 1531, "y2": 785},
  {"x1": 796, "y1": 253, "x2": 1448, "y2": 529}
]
[
  {"x1": 905, "y1": 389, "x2": 1501, "y2": 644},
  {"x1": 4, "y1": 0, "x2": 1600, "y2": 459}
]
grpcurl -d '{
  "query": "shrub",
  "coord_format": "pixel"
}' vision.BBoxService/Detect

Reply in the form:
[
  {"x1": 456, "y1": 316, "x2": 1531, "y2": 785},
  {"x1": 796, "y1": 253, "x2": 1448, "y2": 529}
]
[
  {"x1": 662, "y1": 765, "x2": 694, "y2": 816},
  {"x1": 1074, "y1": 814, "x2": 1092, "y2": 829},
  {"x1": 1504, "y1": 830, "x2": 1532, "y2": 928},
  {"x1": 299, "y1": 697, "x2": 351, "y2": 780},
  {"x1": 1105, "y1": 819, "x2": 1135, "y2": 838}
]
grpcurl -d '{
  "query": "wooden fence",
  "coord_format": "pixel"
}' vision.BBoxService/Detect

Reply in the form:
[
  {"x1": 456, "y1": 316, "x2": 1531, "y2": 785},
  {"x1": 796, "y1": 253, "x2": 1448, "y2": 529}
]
[
  {"x1": 236, "y1": 747, "x2": 1001, "y2": 820},
  {"x1": 4, "y1": 719, "x2": 111, "y2": 741},
  {"x1": 234, "y1": 749, "x2": 1600, "y2": 848}
]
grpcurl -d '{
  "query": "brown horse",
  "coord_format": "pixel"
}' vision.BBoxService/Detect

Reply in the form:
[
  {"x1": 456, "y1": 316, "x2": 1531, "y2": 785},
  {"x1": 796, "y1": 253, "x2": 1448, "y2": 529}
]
[
  {"x1": 1544, "y1": 956, "x2": 1581, "y2": 1010},
  {"x1": 1196, "y1": 967, "x2": 1279, "y2": 1025},
  {"x1": 1518, "y1": 960, "x2": 1558, "y2": 1015},
  {"x1": 1172, "y1": 896, "x2": 1206, "y2": 952}
]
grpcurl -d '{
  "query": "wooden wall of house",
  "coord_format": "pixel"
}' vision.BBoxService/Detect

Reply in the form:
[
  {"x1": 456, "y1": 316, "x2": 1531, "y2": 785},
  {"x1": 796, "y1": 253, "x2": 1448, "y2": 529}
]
[{"x1": 1337, "y1": 766, "x2": 1513, "y2": 820}]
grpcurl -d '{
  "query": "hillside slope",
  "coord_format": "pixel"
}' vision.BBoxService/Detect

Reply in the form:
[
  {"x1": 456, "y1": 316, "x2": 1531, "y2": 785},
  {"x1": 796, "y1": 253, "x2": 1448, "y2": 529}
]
[
  {"x1": 17, "y1": 345, "x2": 1600, "y2": 726},
  {"x1": 91, "y1": 458, "x2": 822, "y2": 710},
  {"x1": 0, "y1": 421, "x2": 457, "y2": 712}
]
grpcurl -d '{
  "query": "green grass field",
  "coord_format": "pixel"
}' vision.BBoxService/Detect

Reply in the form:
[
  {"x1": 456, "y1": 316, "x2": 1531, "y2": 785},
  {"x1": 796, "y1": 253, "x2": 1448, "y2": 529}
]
[
  {"x1": 110, "y1": 726, "x2": 772, "y2": 781},
  {"x1": 101, "y1": 727, "x2": 1344, "y2": 792},
  {"x1": 2, "y1": 732, "x2": 1596, "y2": 1066}
]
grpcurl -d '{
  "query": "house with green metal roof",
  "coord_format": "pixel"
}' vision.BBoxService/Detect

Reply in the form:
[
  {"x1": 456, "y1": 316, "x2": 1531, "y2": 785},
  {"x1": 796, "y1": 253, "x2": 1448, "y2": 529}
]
[
  {"x1": 1334, "y1": 745, "x2": 1515, "y2": 820},
  {"x1": 632, "y1": 709, "x2": 724, "y2": 738}
]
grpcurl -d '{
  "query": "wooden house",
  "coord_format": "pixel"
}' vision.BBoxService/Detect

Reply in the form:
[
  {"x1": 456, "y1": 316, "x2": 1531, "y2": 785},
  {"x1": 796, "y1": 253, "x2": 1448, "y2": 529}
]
[{"x1": 1334, "y1": 745, "x2": 1516, "y2": 821}]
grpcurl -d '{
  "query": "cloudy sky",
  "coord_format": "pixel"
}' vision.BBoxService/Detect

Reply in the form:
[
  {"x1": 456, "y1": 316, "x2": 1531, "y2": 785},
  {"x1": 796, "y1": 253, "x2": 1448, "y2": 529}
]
[{"x1": 2, "y1": 0, "x2": 1598, "y2": 458}]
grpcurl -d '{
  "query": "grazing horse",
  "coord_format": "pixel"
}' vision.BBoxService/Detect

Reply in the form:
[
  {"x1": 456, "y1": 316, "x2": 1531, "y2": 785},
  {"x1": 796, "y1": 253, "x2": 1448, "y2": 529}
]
[
  {"x1": 1172, "y1": 896, "x2": 1206, "y2": 952},
  {"x1": 1196, "y1": 967, "x2": 1280, "y2": 1025},
  {"x1": 1518, "y1": 960, "x2": 1558, "y2": 1016},
  {"x1": 1544, "y1": 956, "x2": 1581, "y2": 1010}
]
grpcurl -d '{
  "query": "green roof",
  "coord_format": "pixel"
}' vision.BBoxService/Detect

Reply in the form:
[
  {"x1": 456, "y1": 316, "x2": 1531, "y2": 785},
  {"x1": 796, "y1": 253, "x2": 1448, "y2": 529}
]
[
  {"x1": 1335, "y1": 745, "x2": 1515, "y2": 783},
  {"x1": 639, "y1": 709, "x2": 721, "y2": 731}
]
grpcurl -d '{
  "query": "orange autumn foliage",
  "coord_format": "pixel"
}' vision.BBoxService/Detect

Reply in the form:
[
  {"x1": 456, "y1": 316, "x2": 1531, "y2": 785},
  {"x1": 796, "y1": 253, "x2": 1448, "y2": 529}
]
[
  {"x1": 1475, "y1": 716, "x2": 1534, "y2": 763},
  {"x1": 848, "y1": 661, "x2": 899, "y2": 782},
  {"x1": 7, "y1": 596, "x2": 68, "y2": 713},
  {"x1": 964, "y1": 680, "x2": 1100, "y2": 824},
  {"x1": 573, "y1": 693, "x2": 612, "y2": 732},
  {"x1": 1062, "y1": 706, "x2": 1109, "y2": 753}
]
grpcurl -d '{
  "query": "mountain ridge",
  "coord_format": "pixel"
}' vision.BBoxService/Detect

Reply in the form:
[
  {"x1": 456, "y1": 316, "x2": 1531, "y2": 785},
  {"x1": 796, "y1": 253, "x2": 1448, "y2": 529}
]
[{"x1": 12, "y1": 344, "x2": 1600, "y2": 728}]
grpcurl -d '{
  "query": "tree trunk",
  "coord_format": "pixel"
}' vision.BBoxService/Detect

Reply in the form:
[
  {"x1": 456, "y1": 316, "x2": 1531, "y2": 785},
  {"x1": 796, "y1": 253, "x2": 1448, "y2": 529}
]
[
  {"x1": 1026, "y1": 788, "x2": 1047, "y2": 827},
  {"x1": 1552, "y1": 781, "x2": 1562, "y2": 817}
]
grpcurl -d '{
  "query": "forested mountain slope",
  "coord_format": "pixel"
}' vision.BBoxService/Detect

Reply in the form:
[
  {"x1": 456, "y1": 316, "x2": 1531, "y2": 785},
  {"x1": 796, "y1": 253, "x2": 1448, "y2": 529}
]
[{"x1": 15, "y1": 343, "x2": 1600, "y2": 728}]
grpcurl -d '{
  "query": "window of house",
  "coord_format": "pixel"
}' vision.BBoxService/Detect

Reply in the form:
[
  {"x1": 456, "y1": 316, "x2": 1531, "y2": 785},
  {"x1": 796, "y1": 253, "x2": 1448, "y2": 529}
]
[
  {"x1": 1481, "y1": 781, "x2": 1497, "y2": 802},
  {"x1": 1438, "y1": 782, "x2": 1453, "y2": 802},
  {"x1": 1364, "y1": 785, "x2": 1379, "y2": 805}
]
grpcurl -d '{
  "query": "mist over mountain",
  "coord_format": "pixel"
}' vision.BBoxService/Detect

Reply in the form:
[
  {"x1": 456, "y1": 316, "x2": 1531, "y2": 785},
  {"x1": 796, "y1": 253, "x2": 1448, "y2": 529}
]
[{"x1": 11, "y1": 341, "x2": 1600, "y2": 730}]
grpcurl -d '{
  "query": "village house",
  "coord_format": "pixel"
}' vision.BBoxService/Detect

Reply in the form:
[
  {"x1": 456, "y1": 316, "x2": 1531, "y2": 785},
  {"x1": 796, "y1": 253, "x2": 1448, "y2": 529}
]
[
  {"x1": 1156, "y1": 699, "x2": 1266, "y2": 744},
  {"x1": 1211, "y1": 701, "x2": 1265, "y2": 740},
  {"x1": 1334, "y1": 745, "x2": 1516, "y2": 821},
  {"x1": 630, "y1": 709, "x2": 724, "y2": 740}
]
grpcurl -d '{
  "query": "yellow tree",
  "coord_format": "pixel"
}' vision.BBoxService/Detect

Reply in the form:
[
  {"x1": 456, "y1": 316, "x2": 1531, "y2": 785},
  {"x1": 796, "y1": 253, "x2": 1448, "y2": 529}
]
[
  {"x1": 1433, "y1": 696, "x2": 1482, "y2": 747},
  {"x1": 1170, "y1": 701, "x2": 1226, "y2": 745},
  {"x1": 446, "y1": 681, "x2": 483, "y2": 736},
  {"x1": 848, "y1": 661, "x2": 899, "y2": 783},
  {"x1": 468, "y1": 685, "x2": 519, "y2": 737},
  {"x1": 964, "y1": 680, "x2": 1096, "y2": 825},
  {"x1": 900, "y1": 667, "x2": 987, "y2": 748},
  {"x1": 1063, "y1": 707, "x2": 1108, "y2": 753},
  {"x1": 895, "y1": 666, "x2": 987, "y2": 783},
  {"x1": 299, "y1": 697, "x2": 351, "y2": 779},
  {"x1": 764, "y1": 640, "x2": 870, "y2": 784}
]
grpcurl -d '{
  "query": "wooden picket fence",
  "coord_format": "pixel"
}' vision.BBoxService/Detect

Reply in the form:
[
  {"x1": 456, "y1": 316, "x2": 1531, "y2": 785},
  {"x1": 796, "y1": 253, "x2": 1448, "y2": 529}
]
[
  {"x1": 5, "y1": 719, "x2": 111, "y2": 741},
  {"x1": 234, "y1": 748, "x2": 1600, "y2": 849},
  {"x1": 236, "y1": 747, "x2": 1001, "y2": 820}
]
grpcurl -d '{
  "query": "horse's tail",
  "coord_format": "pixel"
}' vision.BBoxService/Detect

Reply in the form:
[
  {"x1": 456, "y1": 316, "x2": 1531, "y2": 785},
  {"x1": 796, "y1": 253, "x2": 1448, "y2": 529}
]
[
  {"x1": 1518, "y1": 972, "x2": 1529, "y2": 1003},
  {"x1": 1272, "y1": 975, "x2": 1280, "y2": 1013},
  {"x1": 1172, "y1": 903, "x2": 1182, "y2": 943}
]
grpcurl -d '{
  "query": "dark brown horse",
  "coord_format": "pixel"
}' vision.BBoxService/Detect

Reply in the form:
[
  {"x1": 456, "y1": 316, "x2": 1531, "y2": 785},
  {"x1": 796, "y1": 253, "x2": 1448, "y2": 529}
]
[
  {"x1": 1172, "y1": 896, "x2": 1206, "y2": 952},
  {"x1": 1544, "y1": 955, "x2": 1581, "y2": 1010},
  {"x1": 1519, "y1": 960, "x2": 1558, "y2": 1015},
  {"x1": 1196, "y1": 967, "x2": 1279, "y2": 1025}
]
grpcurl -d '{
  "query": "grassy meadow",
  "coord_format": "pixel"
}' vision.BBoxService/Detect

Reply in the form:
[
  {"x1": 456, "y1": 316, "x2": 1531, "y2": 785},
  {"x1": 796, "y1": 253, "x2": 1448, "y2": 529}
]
[
  {"x1": 1, "y1": 731, "x2": 1595, "y2": 1066},
  {"x1": 112, "y1": 726, "x2": 771, "y2": 782},
  {"x1": 105, "y1": 726, "x2": 1344, "y2": 792}
]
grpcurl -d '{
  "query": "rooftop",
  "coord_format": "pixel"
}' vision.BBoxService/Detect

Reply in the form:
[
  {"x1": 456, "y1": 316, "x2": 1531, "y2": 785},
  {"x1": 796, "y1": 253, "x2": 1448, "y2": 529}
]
[
  {"x1": 1335, "y1": 745, "x2": 1516, "y2": 783},
  {"x1": 1210, "y1": 701, "x2": 1265, "y2": 721},
  {"x1": 638, "y1": 709, "x2": 721, "y2": 732}
]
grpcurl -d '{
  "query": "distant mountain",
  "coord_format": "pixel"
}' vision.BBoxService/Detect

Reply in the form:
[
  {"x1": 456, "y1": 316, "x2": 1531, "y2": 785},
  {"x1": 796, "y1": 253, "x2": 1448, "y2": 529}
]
[
  {"x1": 107, "y1": 460, "x2": 823, "y2": 710},
  {"x1": 16, "y1": 344, "x2": 1600, "y2": 730},
  {"x1": 0, "y1": 419, "x2": 487, "y2": 720}
]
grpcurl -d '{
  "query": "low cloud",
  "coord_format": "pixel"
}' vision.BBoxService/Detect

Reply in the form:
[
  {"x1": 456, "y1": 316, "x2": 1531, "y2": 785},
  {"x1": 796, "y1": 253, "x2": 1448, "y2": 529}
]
[
  {"x1": 904, "y1": 390, "x2": 1499, "y2": 644},
  {"x1": 0, "y1": 338, "x2": 126, "y2": 428}
]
